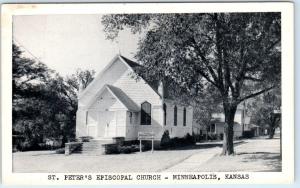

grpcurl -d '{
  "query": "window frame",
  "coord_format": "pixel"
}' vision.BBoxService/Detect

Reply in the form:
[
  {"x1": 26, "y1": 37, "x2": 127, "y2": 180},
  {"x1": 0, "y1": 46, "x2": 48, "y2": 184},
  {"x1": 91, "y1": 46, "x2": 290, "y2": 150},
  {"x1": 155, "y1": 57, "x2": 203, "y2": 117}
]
[
  {"x1": 140, "y1": 101, "x2": 151, "y2": 125},
  {"x1": 163, "y1": 103, "x2": 167, "y2": 126},
  {"x1": 210, "y1": 123, "x2": 216, "y2": 133},
  {"x1": 174, "y1": 105, "x2": 177, "y2": 126},
  {"x1": 129, "y1": 112, "x2": 133, "y2": 124},
  {"x1": 183, "y1": 107, "x2": 187, "y2": 126}
]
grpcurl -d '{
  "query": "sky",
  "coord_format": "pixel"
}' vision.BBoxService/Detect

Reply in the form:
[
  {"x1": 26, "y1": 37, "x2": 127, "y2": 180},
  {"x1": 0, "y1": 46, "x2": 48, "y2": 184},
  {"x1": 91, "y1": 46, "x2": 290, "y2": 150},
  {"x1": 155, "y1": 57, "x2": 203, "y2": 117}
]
[{"x1": 13, "y1": 14, "x2": 141, "y2": 76}]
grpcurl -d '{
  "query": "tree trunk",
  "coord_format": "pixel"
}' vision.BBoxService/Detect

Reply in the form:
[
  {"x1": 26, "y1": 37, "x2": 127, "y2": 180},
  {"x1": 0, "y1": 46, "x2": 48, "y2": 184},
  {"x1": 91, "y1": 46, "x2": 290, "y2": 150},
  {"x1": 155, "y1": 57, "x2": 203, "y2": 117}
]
[
  {"x1": 268, "y1": 127, "x2": 275, "y2": 139},
  {"x1": 268, "y1": 115, "x2": 277, "y2": 139},
  {"x1": 222, "y1": 105, "x2": 237, "y2": 155}
]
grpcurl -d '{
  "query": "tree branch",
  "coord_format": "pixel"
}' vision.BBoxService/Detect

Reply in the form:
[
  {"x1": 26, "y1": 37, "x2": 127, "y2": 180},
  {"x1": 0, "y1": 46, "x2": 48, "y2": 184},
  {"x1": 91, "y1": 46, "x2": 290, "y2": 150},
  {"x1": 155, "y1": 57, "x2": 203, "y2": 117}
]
[
  {"x1": 266, "y1": 38, "x2": 281, "y2": 52},
  {"x1": 243, "y1": 76, "x2": 263, "y2": 82},
  {"x1": 189, "y1": 37, "x2": 220, "y2": 88},
  {"x1": 194, "y1": 65, "x2": 218, "y2": 87},
  {"x1": 238, "y1": 86, "x2": 275, "y2": 103}
]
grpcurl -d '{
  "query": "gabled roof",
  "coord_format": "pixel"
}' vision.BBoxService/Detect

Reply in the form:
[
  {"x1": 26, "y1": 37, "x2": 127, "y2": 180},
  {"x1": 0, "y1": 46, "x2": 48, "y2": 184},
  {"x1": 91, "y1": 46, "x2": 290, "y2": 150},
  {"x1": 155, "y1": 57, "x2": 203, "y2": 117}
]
[
  {"x1": 106, "y1": 85, "x2": 139, "y2": 112},
  {"x1": 120, "y1": 55, "x2": 171, "y2": 99},
  {"x1": 80, "y1": 55, "x2": 172, "y2": 104},
  {"x1": 120, "y1": 56, "x2": 141, "y2": 68}
]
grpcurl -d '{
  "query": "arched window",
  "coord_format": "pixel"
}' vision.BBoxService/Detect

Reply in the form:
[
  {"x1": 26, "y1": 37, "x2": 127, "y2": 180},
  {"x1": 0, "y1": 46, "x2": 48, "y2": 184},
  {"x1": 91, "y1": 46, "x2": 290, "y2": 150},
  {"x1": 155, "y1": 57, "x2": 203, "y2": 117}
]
[
  {"x1": 163, "y1": 103, "x2": 167, "y2": 126},
  {"x1": 141, "y1": 101, "x2": 151, "y2": 125},
  {"x1": 174, "y1": 105, "x2": 177, "y2": 126},
  {"x1": 183, "y1": 107, "x2": 187, "y2": 126}
]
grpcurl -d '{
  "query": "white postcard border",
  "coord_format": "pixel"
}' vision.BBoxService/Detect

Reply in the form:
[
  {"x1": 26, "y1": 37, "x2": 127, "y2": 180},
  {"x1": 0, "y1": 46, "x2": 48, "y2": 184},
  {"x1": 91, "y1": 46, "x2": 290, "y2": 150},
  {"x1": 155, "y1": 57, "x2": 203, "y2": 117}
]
[{"x1": 1, "y1": 2, "x2": 294, "y2": 185}]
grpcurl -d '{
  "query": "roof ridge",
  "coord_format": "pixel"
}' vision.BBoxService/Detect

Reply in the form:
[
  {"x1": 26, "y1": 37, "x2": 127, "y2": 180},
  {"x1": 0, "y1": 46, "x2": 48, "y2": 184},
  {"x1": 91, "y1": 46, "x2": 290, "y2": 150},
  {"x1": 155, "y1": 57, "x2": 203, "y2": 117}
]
[{"x1": 120, "y1": 55, "x2": 141, "y2": 68}]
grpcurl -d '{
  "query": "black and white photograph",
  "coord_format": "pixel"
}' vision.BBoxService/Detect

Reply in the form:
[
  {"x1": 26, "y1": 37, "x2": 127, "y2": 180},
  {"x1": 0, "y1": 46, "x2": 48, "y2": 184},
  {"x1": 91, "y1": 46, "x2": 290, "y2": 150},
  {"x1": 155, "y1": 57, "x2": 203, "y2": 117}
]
[{"x1": 1, "y1": 2, "x2": 294, "y2": 185}]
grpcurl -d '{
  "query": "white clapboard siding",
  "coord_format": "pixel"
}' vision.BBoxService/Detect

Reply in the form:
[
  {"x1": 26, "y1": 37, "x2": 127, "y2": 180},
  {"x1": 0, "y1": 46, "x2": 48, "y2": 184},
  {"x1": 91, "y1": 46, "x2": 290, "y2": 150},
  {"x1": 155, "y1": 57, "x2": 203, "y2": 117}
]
[
  {"x1": 115, "y1": 110, "x2": 127, "y2": 137},
  {"x1": 89, "y1": 88, "x2": 127, "y2": 111},
  {"x1": 76, "y1": 109, "x2": 88, "y2": 138},
  {"x1": 125, "y1": 111, "x2": 138, "y2": 140},
  {"x1": 114, "y1": 69, "x2": 161, "y2": 106},
  {"x1": 79, "y1": 59, "x2": 128, "y2": 108},
  {"x1": 76, "y1": 55, "x2": 194, "y2": 140}
]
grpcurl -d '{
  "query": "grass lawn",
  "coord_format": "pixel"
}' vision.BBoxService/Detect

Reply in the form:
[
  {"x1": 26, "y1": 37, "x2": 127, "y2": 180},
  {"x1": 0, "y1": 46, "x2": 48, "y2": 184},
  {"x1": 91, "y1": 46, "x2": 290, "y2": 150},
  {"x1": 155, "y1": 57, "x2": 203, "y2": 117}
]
[
  {"x1": 12, "y1": 137, "x2": 281, "y2": 173},
  {"x1": 197, "y1": 138, "x2": 281, "y2": 172},
  {"x1": 13, "y1": 145, "x2": 209, "y2": 173}
]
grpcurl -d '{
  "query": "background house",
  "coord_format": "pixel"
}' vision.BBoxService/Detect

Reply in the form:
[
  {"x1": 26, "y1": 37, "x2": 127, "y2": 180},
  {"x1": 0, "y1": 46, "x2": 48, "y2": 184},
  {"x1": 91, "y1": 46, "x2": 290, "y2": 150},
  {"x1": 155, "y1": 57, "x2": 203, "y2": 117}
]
[{"x1": 193, "y1": 101, "x2": 264, "y2": 141}]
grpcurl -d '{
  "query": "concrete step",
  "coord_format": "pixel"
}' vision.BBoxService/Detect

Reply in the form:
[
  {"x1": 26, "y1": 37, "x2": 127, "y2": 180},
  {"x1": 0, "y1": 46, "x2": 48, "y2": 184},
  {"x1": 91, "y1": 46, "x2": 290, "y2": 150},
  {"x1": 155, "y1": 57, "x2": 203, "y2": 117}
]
[{"x1": 78, "y1": 139, "x2": 113, "y2": 155}]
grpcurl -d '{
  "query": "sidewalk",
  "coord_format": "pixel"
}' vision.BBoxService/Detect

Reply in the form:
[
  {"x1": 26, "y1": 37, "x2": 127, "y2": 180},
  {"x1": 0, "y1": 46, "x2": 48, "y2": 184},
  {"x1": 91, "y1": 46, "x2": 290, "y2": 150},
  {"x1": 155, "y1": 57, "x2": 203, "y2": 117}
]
[
  {"x1": 163, "y1": 146, "x2": 221, "y2": 172},
  {"x1": 163, "y1": 140, "x2": 244, "y2": 172},
  {"x1": 164, "y1": 138, "x2": 281, "y2": 172}
]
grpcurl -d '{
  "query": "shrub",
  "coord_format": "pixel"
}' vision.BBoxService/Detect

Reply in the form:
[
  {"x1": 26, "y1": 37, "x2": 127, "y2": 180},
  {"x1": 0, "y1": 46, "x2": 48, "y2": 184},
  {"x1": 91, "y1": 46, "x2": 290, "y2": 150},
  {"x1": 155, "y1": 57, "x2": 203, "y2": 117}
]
[
  {"x1": 207, "y1": 134, "x2": 218, "y2": 140},
  {"x1": 55, "y1": 148, "x2": 65, "y2": 154},
  {"x1": 242, "y1": 130, "x2": 255, "y2": 138},
  {"x1": 219, "y1": 133, "x2": 224, "y2": 140},
  {"x1": 119, "y1": 146, "x2": 132, "y2": 154},
  {"x1": 104, "y1": 144, "x2": 119, "y2": 154},
  {"x1": 169, "y1": 134, "x2": 195, "y2": 147},
  {"x1": 184, "y1": 133, "x2": 195, "y2": 144},
  {"x1": 160, "y1": 130, "x2": 171, "y2": 148},
  {"x1": 79, "y1": 136, "x2": 93, "y2": 142},
  {"x1": 18, "y1": 141, "x2": 40, "y2": 151},
  {"x1": 130, "y1": 145, "x2": 140, "y2": 152}
]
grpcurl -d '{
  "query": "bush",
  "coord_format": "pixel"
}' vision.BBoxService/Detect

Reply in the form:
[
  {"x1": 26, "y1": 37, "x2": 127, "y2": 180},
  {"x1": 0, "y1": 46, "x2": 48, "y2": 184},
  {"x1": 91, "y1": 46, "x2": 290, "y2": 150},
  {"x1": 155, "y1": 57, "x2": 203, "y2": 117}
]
[
  {"x1": 242, "y1": 130, "x2": 255, "y2": 138},
  {"x1": 165, "y1": 133, "x2": 196, "y2": 148},
  {"x1": 15, "y1": 139, "x2": 62, "y2": 152},
  {"x1": 104, "y1": 144, "x2": 119, "y2": 154},
  {"x1": 119, "y1": 146, "x2": 132, "y2": 154},
  {"x1": 55, "y1": 148, "x2": 65, "y2": 154},
  {"x1": 207, "y1": 134, "x2": 218, "y2": 140},
  {"x1": 17, "y1": 141, "x2": 31, "y2": 151},
  {"x1": 160, "y1": 130, "x2": 171, "y2": 148},
  {"x1": 130, "y1": 145, "x2": 141, "y2": 152},
  {"x1": 18, "y1": 141, "x2": 44, "y2": 151},
  {"x1": 79, "y1": 136, "x2": 93, "y2": 142},
  {"x1": 103, "y1": 144, "x2": 141, "y2": 154},
  {"x1": 170, "y1": 137, "x2": 184, "y2": 147},
  {"x1": 184, "y1": 133, "x2": 195, "y2": 144},
  {"x1": 219, "y1": 133, "x2": 224, "y2": 140}
]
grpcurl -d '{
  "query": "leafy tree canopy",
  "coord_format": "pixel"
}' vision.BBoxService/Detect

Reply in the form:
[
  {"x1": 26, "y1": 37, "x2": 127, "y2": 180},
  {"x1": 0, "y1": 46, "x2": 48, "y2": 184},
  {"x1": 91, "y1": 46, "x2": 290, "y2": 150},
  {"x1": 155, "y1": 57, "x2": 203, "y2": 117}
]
[
  {"x1": 13, "y1": 43, "x2": 95, "y2": 150},
  {"x1": 102, "y1": 13, "x2": 280, "y2": 105},
  {"x1": 102, "y1": 13, "x2": 281, "y2": 155}
]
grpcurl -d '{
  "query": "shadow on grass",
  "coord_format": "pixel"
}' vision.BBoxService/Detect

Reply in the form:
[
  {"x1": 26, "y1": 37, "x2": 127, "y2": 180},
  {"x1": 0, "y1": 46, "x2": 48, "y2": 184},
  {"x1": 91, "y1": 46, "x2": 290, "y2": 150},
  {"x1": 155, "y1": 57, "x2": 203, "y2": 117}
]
[
  {"x1": 158, "y1": 141, "x2": 246, "y2": 151},
  {"x1": 237, "y1": 152, "x2": 282, "y2": 172}
]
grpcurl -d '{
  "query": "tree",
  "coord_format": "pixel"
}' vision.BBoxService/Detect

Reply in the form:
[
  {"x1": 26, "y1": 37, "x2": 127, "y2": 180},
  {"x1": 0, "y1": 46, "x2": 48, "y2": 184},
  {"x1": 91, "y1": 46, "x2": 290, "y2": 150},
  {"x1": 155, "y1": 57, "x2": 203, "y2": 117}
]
[
  {"x1": 191, "y1": 84, "x2": 223, "y2": 140},
  {"x1": 62, "y1": 69, "x2": 95, "y2": 141},
  {"x1": 248, "y1": 87, "x2": 281, "y2": 139},
  {"x1": 13, "y1": 44, "x2": 52, "y2": 100},
  {"x1": 102, "y1": 13, "x2": 281, "y2": 155},
  {"x1": 13, "y1": 43, "x2": 95, "y2": 149},
  {"x1": 13, "y1": 43, "x2": 58, "y2": 148}
]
